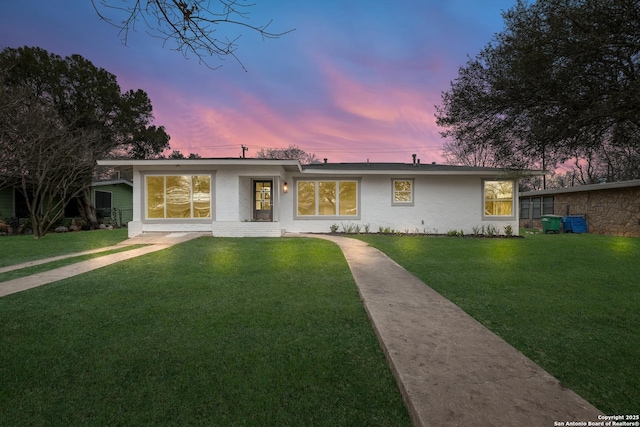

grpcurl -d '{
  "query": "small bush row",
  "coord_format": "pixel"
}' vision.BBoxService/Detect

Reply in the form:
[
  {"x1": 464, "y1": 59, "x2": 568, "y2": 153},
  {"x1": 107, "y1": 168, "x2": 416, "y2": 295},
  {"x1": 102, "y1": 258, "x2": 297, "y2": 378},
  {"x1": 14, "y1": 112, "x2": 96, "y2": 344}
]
[{"x1": 330, "y1": 223, "x2": 515, "y2": 237}]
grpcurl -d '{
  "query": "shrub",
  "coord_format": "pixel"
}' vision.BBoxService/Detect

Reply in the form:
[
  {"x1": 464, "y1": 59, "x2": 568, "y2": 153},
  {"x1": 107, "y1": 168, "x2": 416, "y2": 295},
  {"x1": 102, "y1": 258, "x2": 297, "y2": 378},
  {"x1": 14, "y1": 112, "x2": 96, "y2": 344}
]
[{"x1": 504, "y1": 224, "x2": 513, "y2": 236}]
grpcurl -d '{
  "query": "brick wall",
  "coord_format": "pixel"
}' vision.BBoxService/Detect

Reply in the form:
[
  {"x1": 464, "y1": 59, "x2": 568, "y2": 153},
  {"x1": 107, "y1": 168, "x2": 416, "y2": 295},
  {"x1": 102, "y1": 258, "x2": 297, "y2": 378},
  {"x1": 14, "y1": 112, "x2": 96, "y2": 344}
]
[
  {"x1": 520, "y1": 186, "x2": 640, "y2": 237},
  {"x1": 553, "y1": 186, "x2": 640, "y2": 237}
]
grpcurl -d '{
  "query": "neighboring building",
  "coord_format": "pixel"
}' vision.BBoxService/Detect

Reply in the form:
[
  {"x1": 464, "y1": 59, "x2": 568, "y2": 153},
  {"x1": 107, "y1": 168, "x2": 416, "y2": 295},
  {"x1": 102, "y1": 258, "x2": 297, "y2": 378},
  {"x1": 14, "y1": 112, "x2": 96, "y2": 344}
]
[
  {"x1": 0, "y1": 180, "x2": 133, "y2": 226},
  {"x1": 98, "y1": 158, "x2": 541, "y2": 238},
  {"x1": 0, "y1": 186, "x2": 30, "y2": 220},
  {"x1": 520, "y1": 179, "x2": 640, "y2": 237},
  {"x1": 0, "y1": 186, "x2": 12, "y2": 219},
  {"x1": 90, "y1": 180, "x2": 134, "y2": 226}
]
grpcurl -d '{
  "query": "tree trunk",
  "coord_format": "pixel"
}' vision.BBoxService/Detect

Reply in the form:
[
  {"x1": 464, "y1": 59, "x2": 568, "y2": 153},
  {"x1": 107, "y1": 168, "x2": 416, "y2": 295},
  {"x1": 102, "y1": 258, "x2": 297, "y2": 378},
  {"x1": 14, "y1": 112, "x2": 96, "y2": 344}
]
[
  {"x1": 31, "y1": 211, "x2": 44, "y2": 240},
  {"x1": 79, "y1": 188, "x2": 99, "y2": 229}
]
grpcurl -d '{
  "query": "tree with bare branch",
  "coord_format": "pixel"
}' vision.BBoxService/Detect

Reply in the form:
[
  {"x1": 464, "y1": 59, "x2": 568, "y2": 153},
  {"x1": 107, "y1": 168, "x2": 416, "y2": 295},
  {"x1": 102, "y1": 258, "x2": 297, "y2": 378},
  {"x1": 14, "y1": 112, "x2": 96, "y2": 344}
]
[
  {"x1": 91, "y1": 0, "x2": 294, "y2": 70},
  {"x1": 0, "y1": 46, "x2": 170, "y2": 237},
  {"x1": 0, "y1": 83, "x2": 103, "y2": 238},
  {"x1": 255, "y1": 144, "x2": 318, "y2": 164}
]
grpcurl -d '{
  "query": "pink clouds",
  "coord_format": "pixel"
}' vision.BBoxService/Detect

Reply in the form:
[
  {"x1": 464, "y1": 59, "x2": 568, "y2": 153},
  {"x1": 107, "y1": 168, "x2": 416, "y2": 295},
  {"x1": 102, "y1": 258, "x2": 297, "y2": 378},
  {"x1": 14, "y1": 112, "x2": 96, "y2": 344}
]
[
  {"x1": 1, "y1": 0, "x2": 513, "y2": 165},
  {"x1": 149, "y1": 58, "x2": 447, "y2": 163}
]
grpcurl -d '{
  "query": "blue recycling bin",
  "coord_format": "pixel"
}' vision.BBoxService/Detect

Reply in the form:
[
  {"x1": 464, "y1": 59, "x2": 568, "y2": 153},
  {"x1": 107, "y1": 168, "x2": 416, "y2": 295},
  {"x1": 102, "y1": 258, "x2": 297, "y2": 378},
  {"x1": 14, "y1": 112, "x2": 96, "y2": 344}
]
[{"x1": 562, "y1": 216, "x2": 587, "y2": 233}]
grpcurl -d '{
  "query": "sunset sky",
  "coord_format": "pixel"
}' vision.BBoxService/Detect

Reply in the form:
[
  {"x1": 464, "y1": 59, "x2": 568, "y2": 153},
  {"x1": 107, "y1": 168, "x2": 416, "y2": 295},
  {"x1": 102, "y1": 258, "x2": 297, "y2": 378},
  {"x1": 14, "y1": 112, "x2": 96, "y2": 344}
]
[{"x1": 1, "y1": 0, "x2": 516, "y2": 162}]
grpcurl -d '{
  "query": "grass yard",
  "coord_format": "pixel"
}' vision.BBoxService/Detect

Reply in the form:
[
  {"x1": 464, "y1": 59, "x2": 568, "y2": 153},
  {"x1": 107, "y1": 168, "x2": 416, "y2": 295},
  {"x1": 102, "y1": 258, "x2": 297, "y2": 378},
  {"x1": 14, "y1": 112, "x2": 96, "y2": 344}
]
[
  {"x1": 0, "y1": 228, "x2": 129, "y2": 267},
  {"x1": 356, "y1": 232, "x2": 640, "y2": 415},
  {"x1": 0, "y1": 237, "x2": 411, "y2": 426},
  {"x1": 0, "y1": 245, "x2": 146, "y2": 282}
]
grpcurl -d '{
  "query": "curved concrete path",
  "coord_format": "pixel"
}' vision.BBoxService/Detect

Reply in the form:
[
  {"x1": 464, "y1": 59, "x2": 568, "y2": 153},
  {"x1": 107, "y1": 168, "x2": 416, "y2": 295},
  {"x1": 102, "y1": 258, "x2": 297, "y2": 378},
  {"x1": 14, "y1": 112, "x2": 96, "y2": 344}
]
[
  {"x1": 306, "y1": 234, "x2": 602, "y2": 427},
  {"x1": 0, "y1": 233, "x2": 206, "y2": 298}
]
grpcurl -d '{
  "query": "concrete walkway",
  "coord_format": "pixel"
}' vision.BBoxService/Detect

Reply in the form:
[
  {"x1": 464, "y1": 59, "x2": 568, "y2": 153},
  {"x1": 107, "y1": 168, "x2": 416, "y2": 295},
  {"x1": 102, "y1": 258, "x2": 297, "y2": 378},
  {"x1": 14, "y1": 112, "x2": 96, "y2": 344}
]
[
  {"x1": 0, "y1": 233, "x2": 206, "y2": 298},
  {"x1": 307, "y1": 234, "x2": 602, "y2": 427}
]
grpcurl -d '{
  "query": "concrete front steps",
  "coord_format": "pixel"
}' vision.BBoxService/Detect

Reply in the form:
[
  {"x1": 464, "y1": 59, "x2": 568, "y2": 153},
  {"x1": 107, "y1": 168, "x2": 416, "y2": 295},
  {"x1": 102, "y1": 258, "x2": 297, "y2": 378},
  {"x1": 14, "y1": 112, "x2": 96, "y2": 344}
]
[{"x1": 211, "y1": 221, "x2": 285, "y2": 237}]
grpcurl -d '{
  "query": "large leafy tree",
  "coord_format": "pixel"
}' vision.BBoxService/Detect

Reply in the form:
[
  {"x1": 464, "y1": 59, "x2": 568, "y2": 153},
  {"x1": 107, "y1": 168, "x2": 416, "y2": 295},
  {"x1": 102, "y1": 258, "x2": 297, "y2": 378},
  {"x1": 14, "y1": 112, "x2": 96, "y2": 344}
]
[
  {"x1": 0, "y1": 46, "x2": 170, "y2": 237},
  {"x1": 436, "y1": 0, "x2": 640, "y2": 185}
]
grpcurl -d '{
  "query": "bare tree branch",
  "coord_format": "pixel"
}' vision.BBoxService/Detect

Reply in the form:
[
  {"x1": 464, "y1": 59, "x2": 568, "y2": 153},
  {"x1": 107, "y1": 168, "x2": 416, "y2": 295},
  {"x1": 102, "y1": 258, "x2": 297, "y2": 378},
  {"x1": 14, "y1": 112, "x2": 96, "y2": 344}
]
[
  {"x1": 91, "y1": 0, "x2": 294, "y2": 71},
  {"x1": 0, "y1": 81, "x2": 102, "y2": 238}
]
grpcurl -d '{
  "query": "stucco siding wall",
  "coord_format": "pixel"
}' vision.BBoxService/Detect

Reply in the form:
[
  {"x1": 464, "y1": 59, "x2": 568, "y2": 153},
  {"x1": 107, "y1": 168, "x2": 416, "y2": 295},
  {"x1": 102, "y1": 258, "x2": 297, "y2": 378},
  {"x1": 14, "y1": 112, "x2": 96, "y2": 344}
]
[
  {"x1": 216, "y1": 172, "x2": 240, "y2": 221},
  {"x1": 130, "y1": 165, "x2": 288, "y2": 237},
  {"x1": 285, "y1": 175, "x2": 519, "y2": 235},
  {"x1": 127, "y1": 165, "x2": 520, "y2": 237}
]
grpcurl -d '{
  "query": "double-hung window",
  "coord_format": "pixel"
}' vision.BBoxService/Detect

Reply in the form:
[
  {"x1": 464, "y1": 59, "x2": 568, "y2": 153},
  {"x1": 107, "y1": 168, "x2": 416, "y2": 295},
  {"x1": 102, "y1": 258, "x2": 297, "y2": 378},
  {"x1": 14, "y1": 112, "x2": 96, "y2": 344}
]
[
  {"x1": 146, "y1": 175, "x2": 211, "y2": 219},
  {"x1": 392, "y1": 179, "x2": 414, "y2": 205},
  {"x1": 296, "y1": 180, "x2": 358, "y2": 217},
  {"x1": 483, "y1": 180, "x2": 515, "y2": 218}
]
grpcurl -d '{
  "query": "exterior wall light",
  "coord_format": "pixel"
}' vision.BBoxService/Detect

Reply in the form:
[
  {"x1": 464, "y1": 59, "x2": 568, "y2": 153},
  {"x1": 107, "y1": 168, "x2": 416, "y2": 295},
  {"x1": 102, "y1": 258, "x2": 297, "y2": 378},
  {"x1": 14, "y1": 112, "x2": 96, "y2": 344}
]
[{"x1": 283, "y1": 182, "x2": 288, "y2": 193}]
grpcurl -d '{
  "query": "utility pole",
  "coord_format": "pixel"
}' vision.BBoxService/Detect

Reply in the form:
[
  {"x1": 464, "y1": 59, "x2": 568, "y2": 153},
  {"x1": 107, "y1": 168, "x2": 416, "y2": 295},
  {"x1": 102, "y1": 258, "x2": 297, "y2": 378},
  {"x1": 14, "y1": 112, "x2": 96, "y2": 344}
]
[{"x1": 241, "y1": 145, "x2": 248, "y2": 158}]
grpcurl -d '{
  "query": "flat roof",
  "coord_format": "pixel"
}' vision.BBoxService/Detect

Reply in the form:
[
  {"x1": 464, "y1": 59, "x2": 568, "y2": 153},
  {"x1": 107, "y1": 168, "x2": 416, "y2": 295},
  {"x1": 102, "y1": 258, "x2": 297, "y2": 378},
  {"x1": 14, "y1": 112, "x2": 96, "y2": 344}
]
[
  {"x1": 98, "y1": 158, "x2": 543, "y2": 177},
  {"x1": 521, "y1": 179, "x2": 640, "y2": 196},
  {"x1": 97, "y1": 158, "x2": 304, "y2": 172},
  {"x1": 302, "y1": 162, "x2": 543, "y2": 176}
]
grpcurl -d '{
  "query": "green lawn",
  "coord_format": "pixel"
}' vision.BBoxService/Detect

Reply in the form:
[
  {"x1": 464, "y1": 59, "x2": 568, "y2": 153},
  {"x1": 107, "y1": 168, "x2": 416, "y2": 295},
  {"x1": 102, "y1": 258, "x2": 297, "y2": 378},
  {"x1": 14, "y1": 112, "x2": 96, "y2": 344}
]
[
  {"x1": 0, "y1": 228, "x2": 129, "y2": 267},
  {"x1": 355, "y1": 232, "x2": 640, "y2": 415},
  {"x1": 0, "y1": 237, "x2": 411, "y2": 426},
  {"x1": 3, "y1": 231, "x2": 637, "y2": 421},
  {"x1": 0, "y1": 245, "x2": 145, "y2": 282}
]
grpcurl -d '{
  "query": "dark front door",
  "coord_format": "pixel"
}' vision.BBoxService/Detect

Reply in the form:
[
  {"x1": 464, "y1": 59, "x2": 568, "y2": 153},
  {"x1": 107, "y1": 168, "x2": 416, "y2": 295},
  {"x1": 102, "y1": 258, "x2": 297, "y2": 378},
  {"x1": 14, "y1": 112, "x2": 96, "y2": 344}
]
[{"x1": 254, "y1": 180, "x2": 273, "y2": 221}]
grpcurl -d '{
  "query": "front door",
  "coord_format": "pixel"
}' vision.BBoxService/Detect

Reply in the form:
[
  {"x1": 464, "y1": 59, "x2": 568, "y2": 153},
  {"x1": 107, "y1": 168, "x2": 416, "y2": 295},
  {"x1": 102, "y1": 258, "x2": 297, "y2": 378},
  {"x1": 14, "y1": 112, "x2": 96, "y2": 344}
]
[{"x1": 253, "y1": 180, "x2": 273, "y2": 221}]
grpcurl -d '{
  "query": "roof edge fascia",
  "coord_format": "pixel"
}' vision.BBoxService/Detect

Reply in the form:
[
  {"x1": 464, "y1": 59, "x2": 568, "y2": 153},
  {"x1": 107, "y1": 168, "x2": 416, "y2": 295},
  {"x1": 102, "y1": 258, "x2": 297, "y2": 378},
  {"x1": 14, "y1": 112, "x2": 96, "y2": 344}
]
[{"x1": 97, "y1": 159, "x2": 304, "y2": 172}]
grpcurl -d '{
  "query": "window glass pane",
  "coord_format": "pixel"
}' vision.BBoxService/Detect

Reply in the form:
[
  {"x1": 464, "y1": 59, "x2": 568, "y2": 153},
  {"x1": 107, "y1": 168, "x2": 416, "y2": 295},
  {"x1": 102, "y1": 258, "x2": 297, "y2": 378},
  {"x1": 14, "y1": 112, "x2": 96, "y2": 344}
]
[
  {"x1": 520, "y1": 199, "x2": 530, "y2": 219},
  {"x1": 297, "y1": 181, "x2": 316, "y2": 215},
  {"x1": 484, "y1": 180, "x2": 513, "y2": 216},
  {"x1": 147, "y1": 176, "x2": 165, "y2": 218},
  {"x1": 339, "y1": 181, "x2": 357, "y2": 215},
  {"x1": 542, "y1": 196, "x2": 554, "y2": 215},
  {"x1": 95, "y1": 191, "x2": 112, "y2": 210},
  {"x1": 393, "y1": 180, "x2": 412, "y2": 202},
  {"x1": 192, "y1": 176, "x2": 211, "y2": 218},
  {"x1": 531, "y1": 197, "x2": 541, "y2": 219},
  {"x1": 297, "y1": 180, "x2": 358, "y2": 217},
  {"x1": 318, "y1": 182, "x2": 336, "y2": 215},
  {"x1": 166, "y1": 175, "x2": 191, "y2": 218}
]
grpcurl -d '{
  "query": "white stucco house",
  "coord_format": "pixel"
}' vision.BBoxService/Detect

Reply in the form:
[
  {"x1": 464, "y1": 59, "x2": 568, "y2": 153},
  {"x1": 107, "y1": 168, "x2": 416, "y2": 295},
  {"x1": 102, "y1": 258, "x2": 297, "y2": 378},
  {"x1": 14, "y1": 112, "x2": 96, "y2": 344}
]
[{"x1": 97, "y1": 157, "x2": 541, "y2": 237}]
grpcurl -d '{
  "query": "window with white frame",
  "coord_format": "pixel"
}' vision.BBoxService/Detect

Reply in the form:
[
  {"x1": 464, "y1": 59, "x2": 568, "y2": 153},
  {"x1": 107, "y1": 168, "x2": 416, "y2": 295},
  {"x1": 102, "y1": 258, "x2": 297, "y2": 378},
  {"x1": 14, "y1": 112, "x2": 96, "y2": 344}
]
[
  {"x1": 392, "y1": 179, "x2": 414, "y2": 205},
  {"x1": 483, "y1": 180, "x2": 515, "y2": 217},
  {"x1": 296, "y1": 180, "x2": 358, "y2": 217},
  {"x1": 145, "y1": 175, "x2": 211, "y2": 219}
]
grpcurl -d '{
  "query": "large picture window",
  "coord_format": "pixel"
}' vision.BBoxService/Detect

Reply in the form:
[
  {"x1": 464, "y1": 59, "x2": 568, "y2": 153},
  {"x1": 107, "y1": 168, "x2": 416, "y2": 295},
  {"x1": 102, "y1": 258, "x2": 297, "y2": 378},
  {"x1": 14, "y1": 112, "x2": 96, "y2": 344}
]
[
  {"x1": 483, "y1": 180, "x2": 514, "y2": 217},
  {"x1": 296, "y1": 180, "x2": 358, "y2": 217},
  {"x1": 146, "y1": 175, "x2": 211, "y2": 219}
]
